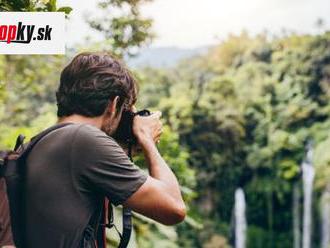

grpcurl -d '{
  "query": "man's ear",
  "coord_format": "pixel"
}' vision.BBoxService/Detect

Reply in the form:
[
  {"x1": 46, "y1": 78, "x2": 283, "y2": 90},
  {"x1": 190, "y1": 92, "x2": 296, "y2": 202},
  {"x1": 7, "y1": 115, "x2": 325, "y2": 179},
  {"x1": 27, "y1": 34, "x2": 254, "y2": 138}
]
[{"x1": 108, "y1": 96, "x2": 120, "y2": 116}]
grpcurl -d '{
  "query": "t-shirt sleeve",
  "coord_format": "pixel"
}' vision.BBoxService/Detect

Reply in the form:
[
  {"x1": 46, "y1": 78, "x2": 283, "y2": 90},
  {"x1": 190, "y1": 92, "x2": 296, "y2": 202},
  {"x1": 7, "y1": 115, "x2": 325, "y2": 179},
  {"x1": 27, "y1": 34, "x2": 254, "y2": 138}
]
[{"x1": 72, "y1": 125, "x2": 148, "y2": 206}]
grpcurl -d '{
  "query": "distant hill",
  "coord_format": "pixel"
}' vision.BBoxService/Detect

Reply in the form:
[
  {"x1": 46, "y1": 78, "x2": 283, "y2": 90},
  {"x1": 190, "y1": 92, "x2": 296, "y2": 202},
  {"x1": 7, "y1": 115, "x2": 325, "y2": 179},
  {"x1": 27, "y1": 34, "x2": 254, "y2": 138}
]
[{"x1": 126, "y1": 46, "x2": 209, "y2": 68}]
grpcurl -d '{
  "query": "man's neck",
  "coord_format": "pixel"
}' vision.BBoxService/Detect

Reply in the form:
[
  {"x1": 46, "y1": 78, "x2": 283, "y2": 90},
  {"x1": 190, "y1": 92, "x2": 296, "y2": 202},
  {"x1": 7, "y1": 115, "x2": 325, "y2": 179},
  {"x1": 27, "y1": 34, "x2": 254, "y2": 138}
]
[{"x1": 57, "y1": 114, "x2": 103, "y2": 129}]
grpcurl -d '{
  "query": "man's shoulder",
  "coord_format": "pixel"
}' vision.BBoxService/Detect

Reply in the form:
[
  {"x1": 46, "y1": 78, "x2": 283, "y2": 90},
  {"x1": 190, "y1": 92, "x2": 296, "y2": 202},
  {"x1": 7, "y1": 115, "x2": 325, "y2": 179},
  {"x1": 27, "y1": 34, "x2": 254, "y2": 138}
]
[
  {"x1": 74, "y1": 123, "x2": 104, "y2": 135},
  {"x1": 40, "y1": 123, "x2": 116, "y2": 148},
  {"x1": 74, "y1": 123, "x2": 109, "y2": 138},
  {"x1": 70, "y1": 124, "x2": 127, "y2": 167},
  {"x1": 71, "y1": 123, "x2": 119, "y2": 148}
]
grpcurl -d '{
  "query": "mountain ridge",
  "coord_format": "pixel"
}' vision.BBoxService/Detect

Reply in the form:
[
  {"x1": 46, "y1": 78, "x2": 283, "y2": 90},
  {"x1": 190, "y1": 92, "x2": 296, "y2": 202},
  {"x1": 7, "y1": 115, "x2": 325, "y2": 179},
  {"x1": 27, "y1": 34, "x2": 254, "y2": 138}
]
[{"x1": 126, "y1": 46, "x2": 209, "y2": 68}]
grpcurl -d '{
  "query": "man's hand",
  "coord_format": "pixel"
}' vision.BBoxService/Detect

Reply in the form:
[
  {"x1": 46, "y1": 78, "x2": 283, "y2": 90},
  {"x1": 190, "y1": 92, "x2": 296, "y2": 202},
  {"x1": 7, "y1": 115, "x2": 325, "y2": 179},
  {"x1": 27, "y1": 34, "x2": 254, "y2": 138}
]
[
  {"x1": 133, "y1": 111, "x2": 163, "y2": 146},
  {"x1": 125, "y1": 110, "x2": 186, "y2": 225}
]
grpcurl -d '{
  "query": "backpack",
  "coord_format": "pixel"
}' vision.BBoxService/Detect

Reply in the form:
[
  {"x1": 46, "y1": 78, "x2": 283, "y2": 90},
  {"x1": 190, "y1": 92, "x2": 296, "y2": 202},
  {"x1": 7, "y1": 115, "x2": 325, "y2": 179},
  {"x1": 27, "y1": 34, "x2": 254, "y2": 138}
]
[
  {"x1": 0, "y1": 173, "x2": 14, "y2": 246},
  {"x1": 0, "y1": 123, "x2": 132, "y2": 248}
]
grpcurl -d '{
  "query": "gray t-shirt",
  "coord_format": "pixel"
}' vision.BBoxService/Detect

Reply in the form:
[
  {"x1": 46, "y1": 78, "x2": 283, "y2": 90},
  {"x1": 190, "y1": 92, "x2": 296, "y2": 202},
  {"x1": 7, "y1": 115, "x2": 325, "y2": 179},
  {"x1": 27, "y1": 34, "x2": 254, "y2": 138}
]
[{"x1": 25, "y1": 123, "x2": 147, "y2": 248}]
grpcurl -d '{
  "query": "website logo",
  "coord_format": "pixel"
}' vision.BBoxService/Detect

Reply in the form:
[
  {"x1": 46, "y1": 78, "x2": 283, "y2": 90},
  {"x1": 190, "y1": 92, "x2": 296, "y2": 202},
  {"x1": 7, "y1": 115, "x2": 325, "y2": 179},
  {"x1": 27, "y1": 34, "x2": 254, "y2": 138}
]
[{"x1": 0, "y1": 12, "x2": 65, "y2": 54}]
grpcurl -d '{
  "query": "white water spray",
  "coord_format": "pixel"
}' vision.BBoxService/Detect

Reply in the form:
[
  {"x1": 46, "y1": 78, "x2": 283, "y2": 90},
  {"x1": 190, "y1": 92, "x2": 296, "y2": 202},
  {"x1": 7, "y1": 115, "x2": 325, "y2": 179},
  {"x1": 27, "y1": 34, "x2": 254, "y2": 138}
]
[
  {"x1": 234, "y1": 188, "x2": 247, "y2": 248},
  {"x1": 302, "y1": 142, "x2": 315, "y2": 248},
  {"x1": 293, "y1": 183, "x2": 301, "y2": 248}
]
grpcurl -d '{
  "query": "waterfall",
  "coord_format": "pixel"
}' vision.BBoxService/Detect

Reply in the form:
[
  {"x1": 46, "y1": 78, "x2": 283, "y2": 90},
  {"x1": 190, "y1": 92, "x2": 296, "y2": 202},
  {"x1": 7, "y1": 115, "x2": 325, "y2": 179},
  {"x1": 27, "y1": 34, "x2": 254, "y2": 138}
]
[
  {"x1": 235, "y1": 188, "x2": 247, "y2": 248},
  {"x1": 321, "y1": 186, "x2": 330, "y2": 248},
  {"x1": 293, "y1": 183, "x2": 301, "y2": 248},
  {"x1": 302, "y1": 142, "x2": 315, "y2": 248}
]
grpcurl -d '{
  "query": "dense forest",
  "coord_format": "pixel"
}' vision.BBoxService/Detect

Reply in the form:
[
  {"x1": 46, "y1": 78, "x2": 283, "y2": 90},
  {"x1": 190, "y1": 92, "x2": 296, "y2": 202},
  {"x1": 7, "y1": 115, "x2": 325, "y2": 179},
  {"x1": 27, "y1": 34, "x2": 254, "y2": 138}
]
[
  {"x1": 1, "y1": 1, "x2": 330, "y2": 248},
  {"x1": 136, "y1": 31, "x2": 330, "y2": 248}
]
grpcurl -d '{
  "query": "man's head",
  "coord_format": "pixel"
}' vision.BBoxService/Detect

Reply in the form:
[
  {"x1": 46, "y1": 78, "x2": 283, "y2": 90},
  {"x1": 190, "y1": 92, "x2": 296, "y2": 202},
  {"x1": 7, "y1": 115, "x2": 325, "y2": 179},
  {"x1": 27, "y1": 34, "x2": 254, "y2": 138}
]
[{"x1": 56, "y1": 52, "x2": 137, "y2": 135}]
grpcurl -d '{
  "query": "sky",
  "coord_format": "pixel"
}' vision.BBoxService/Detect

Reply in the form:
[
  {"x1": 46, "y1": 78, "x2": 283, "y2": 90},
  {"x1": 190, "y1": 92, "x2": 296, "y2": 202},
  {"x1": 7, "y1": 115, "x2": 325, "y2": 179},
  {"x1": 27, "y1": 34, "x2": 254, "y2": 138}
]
[{"x1": 58, "y1": 0, "x2": 330, "y2": 49}]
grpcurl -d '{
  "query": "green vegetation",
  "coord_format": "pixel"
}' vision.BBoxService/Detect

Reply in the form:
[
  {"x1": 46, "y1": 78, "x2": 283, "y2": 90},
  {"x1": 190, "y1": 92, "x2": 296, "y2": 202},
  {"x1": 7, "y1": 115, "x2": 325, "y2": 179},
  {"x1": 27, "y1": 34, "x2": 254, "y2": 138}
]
[
  {"x1": 86, "y1": 0, "x2": 154, "y2": 57},
  {"x1": 0, "y1": 0, "x2": 72, "y2": 13},
  {"x1": 1, "y1": 0, "x2": 330, "y2": 247},
  {"x1": 133, "y1": 31, "x2": 330, "y2": 247}
]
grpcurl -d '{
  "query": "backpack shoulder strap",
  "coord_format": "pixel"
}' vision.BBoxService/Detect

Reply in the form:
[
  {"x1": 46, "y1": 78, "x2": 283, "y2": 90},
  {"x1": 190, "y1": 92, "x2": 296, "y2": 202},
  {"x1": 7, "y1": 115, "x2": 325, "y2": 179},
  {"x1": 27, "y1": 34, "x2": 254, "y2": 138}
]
[
  {"x1": 2, "y1": 123, "x2": 74, "y2": 179},
  {"x1": 118, "y1": 207, "x2": 132, "y2": 248},
  {"x1": 105, "y1": 202, "x2": 132, "y2": 248},
  {"x1": 82, "y1": 199, "x2": 105, "y2": 248},
  {"x1": 19, "y1": 122, "x2": 74, "y2": 160}
]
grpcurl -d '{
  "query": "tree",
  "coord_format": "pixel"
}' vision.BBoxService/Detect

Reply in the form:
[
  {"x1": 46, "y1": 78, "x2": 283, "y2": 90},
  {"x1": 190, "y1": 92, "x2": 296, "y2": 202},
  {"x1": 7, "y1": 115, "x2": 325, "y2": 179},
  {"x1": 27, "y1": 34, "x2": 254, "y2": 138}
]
[
  {"x1": 0, "y1": 0, "x2": 72, "y2": 149},
  {"x1": 0, "y1": 0, "x2": 72, "y2": 14},
  {"x1": 139, "y1": 31, "x2": 330, "y2": 247},
  {"x1": 87, "y1": 0, "x2": 154, "y2": 57}
]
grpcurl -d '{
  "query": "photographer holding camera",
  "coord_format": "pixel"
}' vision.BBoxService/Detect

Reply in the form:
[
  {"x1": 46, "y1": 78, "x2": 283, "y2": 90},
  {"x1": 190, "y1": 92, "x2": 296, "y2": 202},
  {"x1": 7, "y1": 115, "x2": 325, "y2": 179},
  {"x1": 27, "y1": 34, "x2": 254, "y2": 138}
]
[{"x1": 22, "y1": 52, "x2": 186, "y2": 248}]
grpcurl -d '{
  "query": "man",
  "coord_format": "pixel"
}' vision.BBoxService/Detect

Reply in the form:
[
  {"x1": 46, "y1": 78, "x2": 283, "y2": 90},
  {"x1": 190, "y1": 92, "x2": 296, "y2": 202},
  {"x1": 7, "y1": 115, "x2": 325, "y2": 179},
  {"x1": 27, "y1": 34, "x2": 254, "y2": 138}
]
[{"x1": 24, "y1": 52, "x2": 186, "y2": 247}]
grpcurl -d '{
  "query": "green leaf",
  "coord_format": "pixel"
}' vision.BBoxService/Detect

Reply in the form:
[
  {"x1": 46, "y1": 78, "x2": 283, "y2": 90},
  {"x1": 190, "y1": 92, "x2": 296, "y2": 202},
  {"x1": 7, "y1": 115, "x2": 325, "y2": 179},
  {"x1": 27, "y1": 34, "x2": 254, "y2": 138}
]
[{"x1": 57, "y1": 6, "x2": 73, "y2": 15}]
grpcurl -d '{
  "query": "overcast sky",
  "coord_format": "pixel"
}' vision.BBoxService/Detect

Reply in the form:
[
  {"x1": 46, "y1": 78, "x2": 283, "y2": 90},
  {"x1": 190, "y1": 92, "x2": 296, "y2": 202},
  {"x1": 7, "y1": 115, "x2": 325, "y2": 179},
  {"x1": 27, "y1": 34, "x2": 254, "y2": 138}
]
[{"x1": 58, "y1": 0, "x2": 330, "y2": 48}]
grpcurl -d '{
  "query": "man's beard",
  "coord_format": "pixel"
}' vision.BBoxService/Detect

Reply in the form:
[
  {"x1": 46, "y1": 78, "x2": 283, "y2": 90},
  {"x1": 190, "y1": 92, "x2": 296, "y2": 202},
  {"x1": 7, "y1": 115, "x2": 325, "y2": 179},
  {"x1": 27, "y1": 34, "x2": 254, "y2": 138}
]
[
  {"x1": 101, "y1": 117, "x2": 113, "y2": 136},
  {"x1": 101, "y1": 114, "x2": 121, "y2": 136}
]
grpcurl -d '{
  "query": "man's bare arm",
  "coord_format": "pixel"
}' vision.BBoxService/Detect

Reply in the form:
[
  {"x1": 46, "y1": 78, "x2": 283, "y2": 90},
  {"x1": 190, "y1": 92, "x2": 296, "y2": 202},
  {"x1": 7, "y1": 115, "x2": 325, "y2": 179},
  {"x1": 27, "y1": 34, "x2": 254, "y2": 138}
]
[{"x1": 123, "y1": 112, "x2": 186, "y2": 225}]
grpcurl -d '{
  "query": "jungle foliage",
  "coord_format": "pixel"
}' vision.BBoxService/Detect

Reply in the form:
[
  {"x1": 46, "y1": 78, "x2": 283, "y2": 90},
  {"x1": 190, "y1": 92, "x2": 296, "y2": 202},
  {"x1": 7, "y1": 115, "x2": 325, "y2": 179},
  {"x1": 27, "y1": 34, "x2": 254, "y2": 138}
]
[
  {"x1": 135, "y1": 31, "x2": 330, "y2": 248},
  {"x1": 1, "y1": 0, "x2": 330, "y2": 247}
]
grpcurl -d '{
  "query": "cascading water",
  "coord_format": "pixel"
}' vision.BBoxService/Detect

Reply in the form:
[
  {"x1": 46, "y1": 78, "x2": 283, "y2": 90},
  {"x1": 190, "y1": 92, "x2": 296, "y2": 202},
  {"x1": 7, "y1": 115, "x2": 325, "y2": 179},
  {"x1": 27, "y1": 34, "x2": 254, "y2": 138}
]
[
  {"x1": 302, "y1": 142, "x2": 315, "y2": 248},
  {"x1": 293, "y1": 183, "x2": 301, "y2": 248},
  {"x1": 321, "y1": 185, "x2": 330, "y2": 248},
  {"x1": 234, "y1": 188, "x2": 247, "y2": 248}
]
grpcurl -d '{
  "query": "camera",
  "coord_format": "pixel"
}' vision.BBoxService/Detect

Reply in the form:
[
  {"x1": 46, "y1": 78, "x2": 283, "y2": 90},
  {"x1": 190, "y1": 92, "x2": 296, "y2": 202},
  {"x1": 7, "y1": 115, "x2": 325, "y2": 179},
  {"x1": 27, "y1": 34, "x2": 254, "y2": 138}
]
[{"x1": 113, "y1": 109, "x2": 151, "y2": 145}]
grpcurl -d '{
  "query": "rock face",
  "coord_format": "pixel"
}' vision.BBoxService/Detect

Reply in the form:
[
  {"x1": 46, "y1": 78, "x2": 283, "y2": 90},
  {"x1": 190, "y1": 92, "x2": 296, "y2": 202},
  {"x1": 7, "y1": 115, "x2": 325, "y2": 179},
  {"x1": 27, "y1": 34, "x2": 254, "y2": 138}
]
[{"x1": 321, "y1": 187, "x2": 330, "y2": 248}]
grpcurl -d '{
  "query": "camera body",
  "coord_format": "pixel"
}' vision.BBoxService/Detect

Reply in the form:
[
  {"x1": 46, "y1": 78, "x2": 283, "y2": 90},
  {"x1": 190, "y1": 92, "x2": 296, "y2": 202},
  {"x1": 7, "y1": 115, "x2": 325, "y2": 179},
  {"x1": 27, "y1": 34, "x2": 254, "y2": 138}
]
[{"x1": 113, "y1": 109, "x2": 151, "y2": 145}]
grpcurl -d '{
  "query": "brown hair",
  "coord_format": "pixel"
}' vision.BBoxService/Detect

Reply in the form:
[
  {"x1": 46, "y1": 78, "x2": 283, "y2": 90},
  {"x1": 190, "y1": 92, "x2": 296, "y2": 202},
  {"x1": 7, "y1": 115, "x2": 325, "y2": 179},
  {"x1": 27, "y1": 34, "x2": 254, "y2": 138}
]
[{"x1": 56, "y1": 52, "x2": 137, "y2": 117}]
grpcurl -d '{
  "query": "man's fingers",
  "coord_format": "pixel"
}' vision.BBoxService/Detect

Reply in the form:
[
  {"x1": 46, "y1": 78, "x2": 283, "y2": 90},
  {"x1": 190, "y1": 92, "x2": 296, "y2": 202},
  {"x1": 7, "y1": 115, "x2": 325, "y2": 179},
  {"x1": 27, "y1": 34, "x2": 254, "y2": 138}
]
[
  {"x1": 152, "y1": 111, "x2": 162, "y2": 119},
  {"x1": 155, "y1": 132, "x2": 162, "y2": 141}
]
